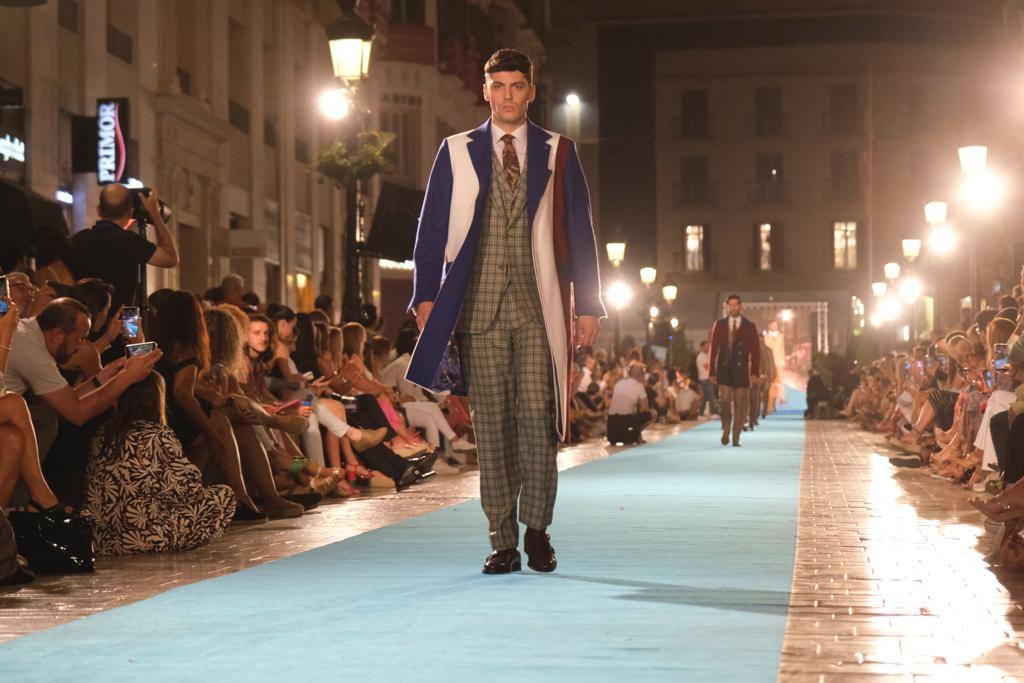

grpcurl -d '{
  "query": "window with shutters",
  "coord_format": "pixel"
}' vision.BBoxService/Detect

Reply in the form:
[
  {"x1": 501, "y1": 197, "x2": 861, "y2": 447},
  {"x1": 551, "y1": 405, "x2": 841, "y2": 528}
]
[
  {"x1": 683, "y1": 225, "x2": 704, "y2": 271},
  {"x1": 833, "y1": 221, "x2": 857, "y2": 270}
]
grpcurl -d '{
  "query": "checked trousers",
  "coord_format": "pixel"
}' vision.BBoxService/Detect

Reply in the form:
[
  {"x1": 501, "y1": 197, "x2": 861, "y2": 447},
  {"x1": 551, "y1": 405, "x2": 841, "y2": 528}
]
[{"x1": 458, "y1": 296, "x2": 557, "y2": 551}]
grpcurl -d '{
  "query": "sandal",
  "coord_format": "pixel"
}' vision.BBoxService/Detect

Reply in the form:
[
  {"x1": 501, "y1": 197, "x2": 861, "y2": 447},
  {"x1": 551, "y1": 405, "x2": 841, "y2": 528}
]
[
  {"x1": 310, "y1": 467, "x2": 342, "y2": 496},
  {"x1": 969, "y1": 496, "x2": 1024, "y2": 522}
]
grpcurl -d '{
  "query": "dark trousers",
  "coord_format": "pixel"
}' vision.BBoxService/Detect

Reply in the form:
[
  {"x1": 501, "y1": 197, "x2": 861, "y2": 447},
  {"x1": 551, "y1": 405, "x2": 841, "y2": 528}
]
[
  {"x1": 355, "y1": 443, "x2": 410, "y2": 483},
  {"x1": 992, "y1": 411, "x2": 1024, "y2": 485},
  {"x1": 607, "y1": 412, "x2": 651, "y2": 445},
  {"x1": 346, "y1": 394, "x2": 397, "y2": 440}
]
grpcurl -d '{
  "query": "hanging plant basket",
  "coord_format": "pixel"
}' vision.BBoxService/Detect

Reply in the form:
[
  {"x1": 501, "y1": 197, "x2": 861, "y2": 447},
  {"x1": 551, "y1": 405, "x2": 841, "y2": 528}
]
[{"x1": 310, "y1": 130, "x2": 397, "y2": 188}]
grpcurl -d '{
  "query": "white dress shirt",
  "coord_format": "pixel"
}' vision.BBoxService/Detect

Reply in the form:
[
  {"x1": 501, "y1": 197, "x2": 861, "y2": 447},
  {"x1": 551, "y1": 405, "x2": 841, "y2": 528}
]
[{"x1": 491, "y1": 120, "x2": 527, "y2": 168}]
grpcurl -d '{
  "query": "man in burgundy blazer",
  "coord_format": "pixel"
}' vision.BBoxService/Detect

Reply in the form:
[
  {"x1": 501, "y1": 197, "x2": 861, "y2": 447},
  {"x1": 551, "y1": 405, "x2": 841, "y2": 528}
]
[{"x1": 708, "y1": 294, "x2": 761, "y2": 447}]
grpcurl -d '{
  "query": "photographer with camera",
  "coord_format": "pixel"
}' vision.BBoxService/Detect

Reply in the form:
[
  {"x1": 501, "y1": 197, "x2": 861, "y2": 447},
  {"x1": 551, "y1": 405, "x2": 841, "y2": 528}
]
[{"x1": 71, "y1": 184, "x2": 179, "y2": 312}]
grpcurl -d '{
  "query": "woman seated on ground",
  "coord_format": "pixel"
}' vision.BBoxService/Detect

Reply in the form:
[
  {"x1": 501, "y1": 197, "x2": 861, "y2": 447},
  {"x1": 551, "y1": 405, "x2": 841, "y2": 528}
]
[
  {"x1": 892, "y1": 335, "x2": 972, "y2": 450},
  {"x1": 288, "y1": 312, "x2": 382, "y2": 494},
  {"x1": 330, "y1": 323, "x2": 430, "y2": 457},
  {"x1": 151, "y1": 291, "x2": 275, "y2": 521},
  {"x1": 369, "y1": 334, "x2": 471, "y2": 465},
  {"x1": 928, "y1": 343, "x2": 990, "y2": 482},
  {"x1": 85, "y1": 372, "x2": 235, "y2": 554},
  {"x1": 0, "y1": 301, "x2": 67, "y2": 513},
  {"x1": 240, "y1": 314, "x2": 353, "y2": 501}
]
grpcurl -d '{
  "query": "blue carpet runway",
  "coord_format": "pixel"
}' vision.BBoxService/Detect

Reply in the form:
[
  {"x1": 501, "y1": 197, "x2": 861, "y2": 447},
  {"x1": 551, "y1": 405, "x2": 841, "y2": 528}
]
[{"x1": 0, "y1": 415, "x2": 805, "y2": 682}]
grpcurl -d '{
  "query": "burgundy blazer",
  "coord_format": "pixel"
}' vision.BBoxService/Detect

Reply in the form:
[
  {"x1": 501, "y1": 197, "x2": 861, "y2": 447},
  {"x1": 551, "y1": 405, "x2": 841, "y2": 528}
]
[{"x1": 707, "y1": 316, "x2": 761, "y2": 387}]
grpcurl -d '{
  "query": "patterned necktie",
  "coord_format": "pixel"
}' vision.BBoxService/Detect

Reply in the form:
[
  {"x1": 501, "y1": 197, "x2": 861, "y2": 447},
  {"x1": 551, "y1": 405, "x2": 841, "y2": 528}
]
[{"x1": 500, "y1": 134, "x2": 519, "y2": 189}]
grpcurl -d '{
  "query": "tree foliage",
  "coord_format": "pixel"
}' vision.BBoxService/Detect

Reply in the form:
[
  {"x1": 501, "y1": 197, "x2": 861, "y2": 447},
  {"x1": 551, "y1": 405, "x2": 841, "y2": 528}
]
[{"x1": 311, "y1": 130, "x2": 396, "y2": 187}]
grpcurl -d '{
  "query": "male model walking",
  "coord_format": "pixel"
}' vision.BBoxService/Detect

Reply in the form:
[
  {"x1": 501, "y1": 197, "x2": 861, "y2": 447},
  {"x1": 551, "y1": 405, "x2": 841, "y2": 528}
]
[
  {"x1": 406, "y1": 49, "x2": 604, "y2": 574},
  {"x1": 708, "y1": 295, "x2": 761, "y2": 447}
]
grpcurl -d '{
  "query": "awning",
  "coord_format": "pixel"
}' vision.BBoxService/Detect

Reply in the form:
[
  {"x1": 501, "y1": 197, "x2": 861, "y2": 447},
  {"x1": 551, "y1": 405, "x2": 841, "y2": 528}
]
[
  {"x1": 364, "y1": 181, "x2": 424, "y2": 263},
  {"x1": 0, "y1": 180, "x2": 70, "y2": 264}
]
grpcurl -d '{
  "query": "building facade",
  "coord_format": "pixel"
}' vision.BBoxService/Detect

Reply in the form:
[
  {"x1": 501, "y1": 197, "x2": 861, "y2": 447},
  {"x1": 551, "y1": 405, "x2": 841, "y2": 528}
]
[{"x1": 549, "y1": 0, "x2": 1024, "y2": 353}]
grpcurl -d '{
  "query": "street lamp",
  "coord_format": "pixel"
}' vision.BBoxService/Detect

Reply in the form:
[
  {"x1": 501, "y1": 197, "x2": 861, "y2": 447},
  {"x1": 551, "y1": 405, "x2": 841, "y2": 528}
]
[
  {"x1": 639, "y1": 266, "x2": 657, "y2": 287},
  {"x1": 897, "y1": 276, "x2": 922, "y2": 304},
  {"x1": 326, "y1": 0, "x2": 374, "y2": 84},
  {"x1": 871, "y1": 281, "x2": 888, "y2": 297},
  {"x1": 565, "y1": 93, "x2": 581, "y2": 107},
  {"x1": 958, "y1": 145, "x2": 988, "y2": 175},
  {"x1": 883, "y1": 262, "x2": 901, "y2": 281},
  {"x1": 606, "y1": 242, "x2": 625, "y2": 268},
  {"x1": 924, "y1": 201, "x2": 948, "y2": 225},
  {"x1": 607, "y1": 280, "x2": 632, "y2": 356},
  {"x1": 661, "y1": 284, "x2": 677, "y2": 305},
  {"x1": 649, "y1": 305, "x2": 660, "y2": 319},
  {"x1": 928, "y1": 224, "x2": 956, "y2": 254},
  {"x1": 901, "y1": 239, "x2": 921, "y2": 262}
]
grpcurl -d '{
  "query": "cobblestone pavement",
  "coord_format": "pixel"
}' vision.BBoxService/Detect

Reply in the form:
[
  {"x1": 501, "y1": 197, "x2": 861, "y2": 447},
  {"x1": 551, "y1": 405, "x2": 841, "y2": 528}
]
[
  {"x1": 0, "y1": 420, "x2": 697, "y2": 643},
  {"x1": 780, "y1": 420, "x2": 1024, "y2": 682}
]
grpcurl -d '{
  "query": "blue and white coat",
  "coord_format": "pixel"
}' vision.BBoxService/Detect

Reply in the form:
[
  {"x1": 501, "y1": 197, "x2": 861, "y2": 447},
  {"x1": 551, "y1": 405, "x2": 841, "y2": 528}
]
[{"x1": 405, "y1": 118, "x2": 606, "y2": 440}]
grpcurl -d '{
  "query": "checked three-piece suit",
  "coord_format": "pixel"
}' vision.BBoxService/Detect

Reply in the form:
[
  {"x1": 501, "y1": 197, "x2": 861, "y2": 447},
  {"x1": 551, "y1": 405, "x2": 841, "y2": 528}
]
[{"x1": 405, "y1": 118, "x2": 605, "y2": 550}]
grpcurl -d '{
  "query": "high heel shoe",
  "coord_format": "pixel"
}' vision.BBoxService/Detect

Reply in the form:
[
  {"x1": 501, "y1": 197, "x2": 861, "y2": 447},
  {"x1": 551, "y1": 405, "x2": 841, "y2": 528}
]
[
  {"x1": 969, "y1": 496, "x2": 1024, "y2": 523},
  {"x1": 310, "y1": 467, "x2": 341, "y2": 495}
]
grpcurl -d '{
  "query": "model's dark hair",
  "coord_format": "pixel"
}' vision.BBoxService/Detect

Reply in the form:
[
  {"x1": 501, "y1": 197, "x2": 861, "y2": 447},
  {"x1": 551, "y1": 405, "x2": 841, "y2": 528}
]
[
  {"x1": 37, "y1": 298, "x2": 90, "y2": 333},
  {"x1": 27, "y1": 225, "x2": 73, "y2": 268},
  {"x1": 484, "y1": 48, "x2": 534, "y2": 84},
  {"x1": 151, "y1": 290, "x2": 210, "y2": 371},
  {"x1": 291, "y1": 313, "x2": 319, "y2": 377},
  {"x1": 100, "y1": 371, "x2": 166, "y2": 452},
  {"x1": 726, "y1": 294, "x2": 742, "y2": 304},
  {"x1": 70, "y1": 278, "x2": 115, "y2": 321}
]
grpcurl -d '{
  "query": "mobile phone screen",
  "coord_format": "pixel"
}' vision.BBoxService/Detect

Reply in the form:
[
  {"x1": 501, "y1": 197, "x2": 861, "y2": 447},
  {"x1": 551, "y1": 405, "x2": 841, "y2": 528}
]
[
  {"x1": 125, "y1": 341, "x2": 156, "y2": 357},
  {"x1": 984, "y1": 370, "x2": 994, "y2": 384},
  {"x1": 121, "y1": 307, "x2": 141, "y2": 338},
  {"x1": 994, "y1": 343, "x2": 1009, "y2": 371}
]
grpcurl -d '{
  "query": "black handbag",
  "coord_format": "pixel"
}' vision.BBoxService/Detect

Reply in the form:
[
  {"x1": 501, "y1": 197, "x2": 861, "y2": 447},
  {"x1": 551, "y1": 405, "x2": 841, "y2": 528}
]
[{"x1": 7, "y1": 509, "x2": 96, "y2": 574}]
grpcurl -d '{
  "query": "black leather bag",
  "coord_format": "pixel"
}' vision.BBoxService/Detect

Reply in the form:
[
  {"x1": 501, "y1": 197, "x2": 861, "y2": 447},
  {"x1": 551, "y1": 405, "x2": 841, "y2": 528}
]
[{"x1": 7, "y1": 509, "x2": 96, "y2": 574}]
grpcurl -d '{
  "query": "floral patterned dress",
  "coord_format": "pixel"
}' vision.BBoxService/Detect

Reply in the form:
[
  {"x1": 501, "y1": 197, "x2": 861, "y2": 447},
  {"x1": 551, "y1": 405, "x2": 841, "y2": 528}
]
[{"x1": 86, "y1": 420, "x2": 236, "y2": 555}]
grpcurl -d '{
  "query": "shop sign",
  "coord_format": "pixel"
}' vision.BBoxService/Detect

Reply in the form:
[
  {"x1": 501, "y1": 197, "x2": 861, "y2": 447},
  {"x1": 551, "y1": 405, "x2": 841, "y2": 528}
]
[
  {"x1": 0, "y1": 134, "x2": 24, "y2": 163},
  {"x1": 97, "y1": 98, "x2": 129, "y2": 184}
]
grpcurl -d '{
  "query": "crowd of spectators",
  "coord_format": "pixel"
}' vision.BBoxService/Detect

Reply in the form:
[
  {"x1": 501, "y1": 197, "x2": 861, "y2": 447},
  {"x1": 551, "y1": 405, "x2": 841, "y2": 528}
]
[{"x1": 839, "y1": 270, "x2": 1024, "y2": 567}]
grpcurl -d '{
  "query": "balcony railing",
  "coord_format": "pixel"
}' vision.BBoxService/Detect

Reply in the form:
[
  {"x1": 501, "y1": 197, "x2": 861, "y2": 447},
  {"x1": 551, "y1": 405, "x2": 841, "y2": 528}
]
[{"x1": 747, "y1": 179, "x2": 788, "y2": 204}]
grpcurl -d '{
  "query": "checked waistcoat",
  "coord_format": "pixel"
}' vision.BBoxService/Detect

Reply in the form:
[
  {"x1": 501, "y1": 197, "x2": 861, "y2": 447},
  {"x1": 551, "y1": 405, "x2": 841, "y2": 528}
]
[{"x1": 456, "y1": 151, "x2": 543, "y2": 334}]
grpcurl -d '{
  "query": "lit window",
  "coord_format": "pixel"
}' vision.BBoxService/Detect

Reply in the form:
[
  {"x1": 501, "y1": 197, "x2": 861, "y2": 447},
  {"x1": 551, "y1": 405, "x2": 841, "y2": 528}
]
[
  {"x1": 758, "y1": 223, "x2": 772, "y2": 271},
  {"x1": 683, "y1": 225, "x2": 703, "y2": 271},
  {"x1": 833, "y1": 221, "x2": 857, "y2": 270}
]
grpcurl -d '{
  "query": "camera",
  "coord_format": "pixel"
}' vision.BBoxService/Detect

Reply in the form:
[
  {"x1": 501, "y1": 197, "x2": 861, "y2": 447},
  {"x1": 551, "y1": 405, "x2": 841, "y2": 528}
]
[{"x1": 130, "y1": 187, "x2": 173, "y2": 225}]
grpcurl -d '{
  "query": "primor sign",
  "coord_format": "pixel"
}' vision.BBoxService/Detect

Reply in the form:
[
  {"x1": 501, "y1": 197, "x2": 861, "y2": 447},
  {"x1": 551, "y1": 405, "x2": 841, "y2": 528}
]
[{"x1": 97, "y1": 98, "x2": 129, "y2": 185}]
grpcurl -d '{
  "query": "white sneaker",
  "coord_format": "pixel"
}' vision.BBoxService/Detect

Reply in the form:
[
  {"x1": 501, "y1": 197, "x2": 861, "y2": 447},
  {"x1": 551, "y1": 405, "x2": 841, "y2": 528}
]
[
  {"x1": 451, "y1": 437, "x2": 476, "y2": 452},
  {"x1": 433, "y1": 459, "x2": 462, "y2": 475}
]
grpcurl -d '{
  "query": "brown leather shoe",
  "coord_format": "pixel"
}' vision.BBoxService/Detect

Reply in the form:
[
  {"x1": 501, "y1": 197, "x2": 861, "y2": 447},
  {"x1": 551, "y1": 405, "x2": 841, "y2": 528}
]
[
  {"x1": 482, "y1": 548, "x2": 522, "y2": 574},
  {"x1": 524, "y1": 527, "x2": 557, "y2": 572}
]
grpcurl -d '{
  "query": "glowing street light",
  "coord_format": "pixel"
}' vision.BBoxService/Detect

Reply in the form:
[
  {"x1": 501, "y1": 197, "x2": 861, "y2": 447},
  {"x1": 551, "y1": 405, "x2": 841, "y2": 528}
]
[
  {"x1": 649, "y1": 305, "x2": 660, "y2": 319},
  {"x1": 880, "y1": 295, "x2": 902, "y2": 322},
  {"x1": 928, "y1": 224, "x2": 956, "y2": 254},
  {"x1": 869, "y1": 311, "x2": 884, "y2": 328},
  {"x1": 565, "y1": 92, "x2": 580, "y2": 107},
  {"x1": 606, "y1": 242, "x2": 625, "y2": 268},
  {"x1": 326, "y1": 0, "x2": 374, "y2": 83},
  {"x1": 901, "y1": 239, "x2": 921, "y2": 262},
  {"x1": 661, "y1": 284, "x2": 678, "y2": 305},
  {"x1": 871, "y1": 281, "x2": 888, "y2": 297},
  {"x1": 670, "y1": 317, "x2": 679, "y2": 329},
  {"x1": 883, "y1": 262, "x2": 901, "y2": 281},
  {"x1": 897, "y1": 276, "x2": 922, "y2": 304},
  {"x1": 318, "y1": 87, "x2": 352, "y2": 120},
  {"x1": 639, "y1": 266, "x2": 657, "y2": 286},
  {"x1": 779, "y1": 308, "x2": 794, "y2": 323},
  {"x1": 607, "y1": 280, "x2": 632, "y2": 311},
  {"x1": 960, "y1": 171, "x2": 1003, "y2": 213},
  {"x1": 958, "y1": 145, "x2": 988, "y2": 174},
  {"x1": 924, "y1": 201, "x2": 948, "y2": 225}
]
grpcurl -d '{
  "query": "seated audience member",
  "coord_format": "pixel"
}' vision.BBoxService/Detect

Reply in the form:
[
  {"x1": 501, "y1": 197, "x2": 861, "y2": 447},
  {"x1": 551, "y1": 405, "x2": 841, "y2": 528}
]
[
  {"x1": 240, "y1": 291, "x2": 261, "y2": 313},
  {"x1": 64, "y1": 278, "x2": 126, "y2": 381},
  {"x1": 220, "y1": 274, "x2": 246, "y2": 309},
  {"x1": 71, "y1": 183, "x2": 179, "y2": 311},
  {"x1": 805, "y1": 369, "x2": 830, "y2": 419},
  {"x1": 377, "y1": 330, "x2": 474, "y2": 470},
  {"x1": 0, "y1": 301, "x2": 65, "y2": 513},
  {"x1": 6, "y1": 272, "x2": 38, "y2": 318},
  {"x1": 202, "y1": 286, "x2": 226, "y2": 307},
  {"x1": 645, "y1": 371, "x2": 670, "y2": 422},
  {"x1": 674, "y1": 374, "x2": 700, "y2": 420},
  {"x1": 27, "y1": 225, "x2": 76, "y2": 290},
  {"x1": 86, "y1": 372, "x2": 235, "y2": 554},
  {"x1": 3, "y1": 298, "x2": 160, "y2": 464},
  {"x1": 314, "y1": 294, "x2": 336, "y2": 325},
  {"x1": 607, "y1": 364, "x2": 653, "y2": 445},
  {"x1": 571, "y1": 367, "x2": 607, "y2": 440}
]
